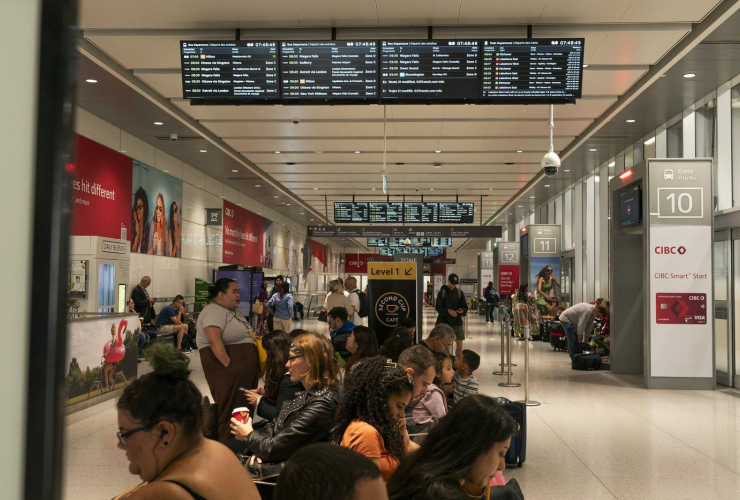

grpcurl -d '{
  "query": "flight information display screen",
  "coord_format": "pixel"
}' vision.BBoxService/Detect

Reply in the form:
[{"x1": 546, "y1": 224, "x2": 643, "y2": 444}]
[
  {"x1": 180, "y1": 41, "x2": 279, "y2": 100},
  {"x1": 481, "y1": 39, "x2": 583, "y2": 102},
  {"x1": 369, "y1": 202, "x2": 404, "y2": 223},
  {"x1": 380, "y1": 40, "x2": 480, "y2": 101},
  {"x1": 334, "y1": 202, "x2": 369, "y2": 223},
  {"x1": 439, "y1": 203, "x2": 474, "y2": 223},
  {"x1": 280, "y1": 41, "x2": 378, "y2": 100},
  {"x1": 366, "y1": 237, "x2": 452, "y2": 247},
  {"x1": 404, "y1": 202, "x2": 439, "y2": 223}
]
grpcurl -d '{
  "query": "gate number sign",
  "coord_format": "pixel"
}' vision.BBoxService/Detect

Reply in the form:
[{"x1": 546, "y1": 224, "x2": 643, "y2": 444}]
[{"x1": 657, "y1": 187, "x2": 704, "y2": 219}]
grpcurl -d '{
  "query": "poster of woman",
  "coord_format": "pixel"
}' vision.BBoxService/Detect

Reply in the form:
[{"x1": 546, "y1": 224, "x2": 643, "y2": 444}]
[{"x1": 130, "y1": 161, "x2": 182, "y2": 257}]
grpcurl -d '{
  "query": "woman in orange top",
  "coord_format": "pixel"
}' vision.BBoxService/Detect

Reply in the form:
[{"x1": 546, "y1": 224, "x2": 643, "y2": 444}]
[{"x1": 333, "y1": 356, "x2": 420, "y2": 481}]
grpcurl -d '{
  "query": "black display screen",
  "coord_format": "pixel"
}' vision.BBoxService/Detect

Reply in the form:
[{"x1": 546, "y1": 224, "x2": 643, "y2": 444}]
[
  {"x1": 380, "y1": 40, "x2": 480, "y2": 101},
  {"x1": 481, "y1": 39, "x2": 583, "y2": 103},
  {"x1": 334, "y1": 202, "x2": 368, "y2": 223},
  {"x1": 521, "y1": 234, "x2": 529, "y2": 257},
  {"x1": 404, "y1": 202, "x2": 439, "y2": 223},
  {"x1": 438, "y1": 203, "x2": 474, "y2": 223},
  {"x1": 180, "y1": 41, "x2": 279, "y2": 100},
  {"x1": 280, "y1": 41, "x2": 378, "y2": 101},
  {"x1": 620, "y1": 184, "x2": 641, "y2": 228},
  {"x1": 369, "y1": 202, "x2": 404, "y2": 223}
]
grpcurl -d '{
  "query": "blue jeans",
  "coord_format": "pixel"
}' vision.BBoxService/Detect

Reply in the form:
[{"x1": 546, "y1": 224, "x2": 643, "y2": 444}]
[
  {"x1": 486, "y1": 303, "x2": 497, "y2": 322},
  {"x1": 561, "y1": 320, "x2": 577, "y2": 360}
]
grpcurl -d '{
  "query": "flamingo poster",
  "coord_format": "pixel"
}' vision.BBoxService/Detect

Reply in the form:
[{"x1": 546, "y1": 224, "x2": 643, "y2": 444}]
[{"x1": 65, "y1": 314, "x2": 140, "y2": 406}]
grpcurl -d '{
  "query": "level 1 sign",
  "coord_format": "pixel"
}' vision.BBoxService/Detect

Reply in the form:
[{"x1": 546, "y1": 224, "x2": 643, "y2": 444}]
[{"x1": 367, "y1": 261, "x2": 417, "y2": 345}]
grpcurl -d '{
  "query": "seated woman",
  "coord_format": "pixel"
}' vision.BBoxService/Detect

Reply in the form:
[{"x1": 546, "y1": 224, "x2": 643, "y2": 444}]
[
  {"x1": 243, "y1": 330, "x2": 303, "y2": 424},
  {"x1": 380, "y1": 327, "x2": 414, "y2": 363},
  {"x1": 344, "y1": 326, "x2": 380, "y2": 372},
  {"x1": 412, "y1": 351, "x2": 454, "y2": 427},
  {"x1": 334, "y1": 356, "x2": 420, "y2": 481},
  {"x1": 387, "y1": 395, "x2": 521, "y2": 500},
  {"x1": 230, "y1": 331, "x2": 341, "y2": 463},
  {"x1": 113, "y1": 343, "x2": 259, "y2": 499}
]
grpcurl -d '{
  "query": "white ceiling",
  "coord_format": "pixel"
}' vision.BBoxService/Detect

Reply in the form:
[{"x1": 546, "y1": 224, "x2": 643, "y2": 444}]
[{"x1": 78, "y1": 0, "x2": 723, "y2": 225}]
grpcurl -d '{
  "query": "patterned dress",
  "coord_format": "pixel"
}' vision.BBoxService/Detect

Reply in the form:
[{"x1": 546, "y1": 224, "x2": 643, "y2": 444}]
[{"x1": 511, "y1": 293, "x2": 540, "y2": 336}]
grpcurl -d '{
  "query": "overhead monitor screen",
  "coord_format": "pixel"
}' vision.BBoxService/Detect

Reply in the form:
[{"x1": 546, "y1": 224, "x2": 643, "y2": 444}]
[
  {"x1": 280, "y1": 41, "x2": 378, "y2": 101},
  {"x1": 369, "y1": 202, "x2": 404, "y2": 223},
  {"x1": 404, "y1": 202, "x2": 439, "y2": 223},
  {"x1": 481, "y1": 39, "x2": 584, "y2": 103},
  {"x1": 380, "y1": 40, "x2": 480, "y2": 101},
  {"x1": 334, "y1": 202, "x2": 369, "y2": 223},
  {"x1": 438, "y1": 202, "x2": 474, "y2": 224},
  {"x1": 180, "y1": 41, "x2": 279, "y2": 100},
  {"x1": 619, "y1": 184, "x2": 641, "y2": 228},
  {"x1": 521, "y1": 234, "x2": 529, "y2": 257}
]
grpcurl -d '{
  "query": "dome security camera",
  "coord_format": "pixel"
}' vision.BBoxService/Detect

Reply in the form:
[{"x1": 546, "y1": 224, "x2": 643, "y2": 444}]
[
  {"x1": 169, "y1": 133, "x2": 178, "y2": 141},
  {"x1": 541, "y1": 150, "x2": 561, "y2": 177}
]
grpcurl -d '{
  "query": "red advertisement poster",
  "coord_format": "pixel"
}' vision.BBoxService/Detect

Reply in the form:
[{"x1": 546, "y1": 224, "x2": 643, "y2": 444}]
[
  {"x1": 223, "y1": 200, "x2": 264, "y2": 266},
  {"x1": 345, "y1": 253, "x2": 391, "y2": 274},
  {"x1": 71, "y1": 135, "x2": 133, "y2": 239},
  {"x1": 655, "y1": 293, "x2": 707, "y2": 325},
  {"x1": 499, "y1": 265, "x2": 520, "y2": 296},
  {"x1": 312, "y1": 240, "x2": 327, "y2": 266}
]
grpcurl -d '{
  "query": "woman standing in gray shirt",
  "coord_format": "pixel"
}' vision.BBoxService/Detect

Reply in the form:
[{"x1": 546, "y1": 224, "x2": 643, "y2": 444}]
[{"x1": 196, "y1": 278, "x2": 260, "y2": 441}]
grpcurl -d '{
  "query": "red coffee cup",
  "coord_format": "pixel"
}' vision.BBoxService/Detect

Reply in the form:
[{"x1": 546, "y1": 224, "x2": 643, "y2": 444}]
[{"x1": 232, "y1": 407, "x2": 250, "y2": 424}]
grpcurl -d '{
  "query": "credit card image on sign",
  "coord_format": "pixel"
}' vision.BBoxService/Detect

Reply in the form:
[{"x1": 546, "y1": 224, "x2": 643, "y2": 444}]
[
  {"x1": 180, "y1": 41, "x2": 279, "y2": 100},
  {"x1": 480, "y1": 39, "x2": 584, "y2": 103},
  {"x1": 380, "y1": 40, "x2": 480, "y2": 101},
  {"x1": 280, "y1": 41, "x2": 378, "y2": 101},
  {"x1": 655, "y1": 293, "x2": 707, "y2": 325}
]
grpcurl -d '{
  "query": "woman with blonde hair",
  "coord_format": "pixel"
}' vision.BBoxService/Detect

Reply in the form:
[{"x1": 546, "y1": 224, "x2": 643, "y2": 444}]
[
  {"x1": 230, "y1": 332, "x2": 341, "y2": 463},
  {"x1": 323, "y1": 279, "x2": 354, "y2": 334},
  {"x1": 147, "y1": 193, "x2": 168, "y2": 256}
]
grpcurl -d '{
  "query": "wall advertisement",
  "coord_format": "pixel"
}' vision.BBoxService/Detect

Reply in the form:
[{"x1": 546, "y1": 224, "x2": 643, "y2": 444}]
[
  {"x1": 498, "y1": 242, "x2": 520, "y2": 296},
  {"x1": 222, "y1": 200, "x2": 264, "y2": 267},
  {"x1": 71, "y1": 135, "x2": 133, "y2": 240},
  {"x1": 345, "y1": 253, "x2": 382, "y2": 274},
  {"x1": 368, "y1": 261, "x2": 417, "y2": 346},
  {"x1": 130, "y1": 161, "x2": 183, "y2": 257},
  {"x1": 215, "y1": 269, "x2": 252, "y2": 317}
]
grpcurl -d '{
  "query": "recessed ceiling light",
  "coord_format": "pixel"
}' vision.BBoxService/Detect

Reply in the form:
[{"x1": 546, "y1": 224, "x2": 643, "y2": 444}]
[
  {"x1": 626, "y1": 119, "x2": 636, "y2": 123},
  {"x1": 488, "y1": 188, "x2": 493, "y2": 191},
  {"x1": 315, "y1": 150, "x2": 323, "y2": 154},
  {"x1": 255, "y1": 184, "x2": 261, "y2": 187},
  {"x1": 530, "y1": 196, "x2": 535, "y2": 198},
  {"x1": 300, "y1": 212, "x2": 305, "y2": 215},
  {"x1": 275, "y1": 151, "x2": 281, "y2": 154},
  {"x1": 237, "y1": 203, "x2": 242, "y2": 206},
  {"x1": 582, "y1": 64, "x2": 589, "y2": 68},
  {"x1": 517, "y1": 205, "x2": 522, "y2": 208},
  {"x1": 85, "y1": 79, "x2": 97, "y2": 83},
  {"x1": 200, "y1": 149, "x2": 207, "y2": 153},
  {"x1": 516, "y1": 150, "x2": 523, "y2": 153},
  {"x1": 644, "y1": 136, "x2": 656, "y2": 145},
  {"x1": 564, "y1": 169, "x2": 571, "y2": 172},
  {"x1": 354, "y1": 151, "x2": 361, "y2": 154},
  {"x1": 120, "y1": 150, "x2": 127, "y2": 153},
  {"x1": 310, "y1": 218, "x2": 315, "y2": 221},
  {"x1": 435, "y1": 150, "x2": 442, "y2": 153},
  {"x1": 164, "y1": 170, "x2": 169, "y2": 173},
  {"x1": 313, "y1": 187, "x2": 318, "y2": 190},
  {"x1": 232, "y1": 169, "x2": 238, "y2": 172},
  {"x1": 286, "y1": 203, "x2": 291, "y2": 206},
  {"x1": 683, "y1": 73, "x2": 696, "y2": 78},
  {"x1": 589, "y1": 148, "x2": 597, "y2": 152},
  {"x1": 433, "y1": 163, "x2": 442, "y2": 168},
  {"x1": 430, "y1": 188, "x2": 435, "y2": 191},
  {"x1": 372, "y1": 187, "x2": 377, "y2": 191},
  {"x1": 154, "y1": 121, "x2": 163, "y2": 125},
  {"x1": 608, "y1": 161, "x2": 616, "y2": 167},
  {"x1": 273, "y1": 195, "x2": 279, "y2": 198},
  {"x1": 544, "y1": 184, "x2": 550, "y2": 187}
]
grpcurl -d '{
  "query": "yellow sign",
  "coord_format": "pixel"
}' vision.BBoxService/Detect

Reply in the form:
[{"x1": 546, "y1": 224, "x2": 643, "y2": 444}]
[{"x1": 368, "y1": 261, "x2": 416, "y2": 280}]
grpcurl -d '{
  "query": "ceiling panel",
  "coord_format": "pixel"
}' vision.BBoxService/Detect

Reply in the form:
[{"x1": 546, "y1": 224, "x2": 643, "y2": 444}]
[
  {"x1": 79, "y1": 0, "x2": 147, "y2": 29},
  {"x1": 376, "y1": 0, "x2": 463, "y2": 25},
  {"x1": 485, "y1": 120, "x2": 591, "y2": 137},
  {"x1": 205, "y1": 0, "x2": 301, "y2": 28},
  {"x1": 620, "y1": 0, "x2": 722, "y2": 23},
  {"x1": 537, "y1": 0, "x2": 633, "y2": 24},
  {"x1": 290, "y1": 0, "x2": 380, "y2": 26},
  {"x1": 457, "y1": 0, "x2": 548, "y2": 25},
  {"x1": 588, "y1": 30, "x2": 688, "y2": 66},
  {"x1": 582, "y1": 69, "x2": 646, "y2": 96},
  {"x1": 116, "y1": 0, "x2": 225, "y2": 29},
  {"x1": 493, "y1": 97, "x2": 617, "y2": 119},
  {"x1": 136, "y1": 72, "x2": 182, "y2": 98},
  {"x1": 173, "y1": 101, "x2": 294, "y2": 120}
]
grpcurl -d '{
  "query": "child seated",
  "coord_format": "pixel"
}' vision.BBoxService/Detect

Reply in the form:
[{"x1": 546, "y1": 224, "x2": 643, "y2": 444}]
[
  {"x1": 452, "y1": 349, "x2": 480, "y2": 403},
  {"x1": 413, "y1": 351, "x2": 454, "y2": 426}
]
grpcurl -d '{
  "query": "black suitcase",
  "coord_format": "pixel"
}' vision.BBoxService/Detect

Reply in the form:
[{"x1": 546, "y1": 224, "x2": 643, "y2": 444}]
[
  {"x1": 574, "y1": 342, "x2": 590, "y2": 354},
  {"x1": 494, "y1": 397, "x2": 526, "y2": 467},
  {"x1": 550, "y1": 332, "x2": 566, "y2": 351},
  {"x1": 572, "y1": 353, "x2": 601, "y2": 371}
]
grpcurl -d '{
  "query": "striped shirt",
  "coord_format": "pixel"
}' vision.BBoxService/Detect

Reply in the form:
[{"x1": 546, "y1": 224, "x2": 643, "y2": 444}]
[{"x1": 452, "y1": 372, "x2": 479, "y2": 403}]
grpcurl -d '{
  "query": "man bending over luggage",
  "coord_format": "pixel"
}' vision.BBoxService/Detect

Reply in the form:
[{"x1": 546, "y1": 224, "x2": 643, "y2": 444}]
[{"x1": 559, "y1": 303, "x2": 606, "y2": 361}]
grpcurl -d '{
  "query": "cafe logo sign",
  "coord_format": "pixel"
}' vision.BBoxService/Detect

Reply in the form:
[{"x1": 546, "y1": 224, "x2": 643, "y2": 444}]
[{"x1": 375, "y1": 292, "x2": 410, "y2": 327}]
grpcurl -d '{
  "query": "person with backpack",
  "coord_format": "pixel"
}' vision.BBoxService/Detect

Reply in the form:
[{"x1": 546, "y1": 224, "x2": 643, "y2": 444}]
[
  {"x1": 434, "y1": 274, "x2": 468, "y2": 357},
  {"x1": 483, "y1": 281, "x2": 500, "y2": 326},
  {"x1": 345, "y1": 276, "x2": 368, "y2": 326}
]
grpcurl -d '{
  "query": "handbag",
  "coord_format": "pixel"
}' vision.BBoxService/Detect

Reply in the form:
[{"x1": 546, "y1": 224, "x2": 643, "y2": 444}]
[
  {"x1": 235, "y1": 312, "x2": 267, "y2": 374},
  {"x1": 318, "y1": 310, "x2": 328, "y2": 322},
  {"x1": 239, "y1": 454, "x2": 284, "y2": 480},
  {"x1": 253, "y1": 300, "x2": 264, "y2": 315}
]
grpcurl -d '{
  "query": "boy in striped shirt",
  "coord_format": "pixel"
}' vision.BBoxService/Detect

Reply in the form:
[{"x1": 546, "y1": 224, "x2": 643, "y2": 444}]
[{"x1": 452, "y1": 349, "x2": 480, "y2": 403}]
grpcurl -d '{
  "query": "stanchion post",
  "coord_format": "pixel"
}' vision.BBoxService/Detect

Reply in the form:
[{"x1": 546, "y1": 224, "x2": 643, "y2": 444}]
[
  {"x1": 493, "y1": 307, "x2": 506, "y2": 375},
  {"x1": 499, "y1": 314, "x2": 521, "y2": 388},
  {"x1": 515, "y1": 325, "x2": 540, "y2": 406}
]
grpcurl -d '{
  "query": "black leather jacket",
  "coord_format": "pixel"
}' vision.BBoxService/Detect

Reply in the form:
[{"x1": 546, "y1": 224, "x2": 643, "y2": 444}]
[{"x1": 245, "y1": 387, "x2": 340, "y2": 463}]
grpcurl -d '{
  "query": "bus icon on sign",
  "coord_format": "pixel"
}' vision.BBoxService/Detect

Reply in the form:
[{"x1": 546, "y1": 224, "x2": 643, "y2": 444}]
[{"x1": 664, "y1": 169, "x2": 674, "y2": 181}]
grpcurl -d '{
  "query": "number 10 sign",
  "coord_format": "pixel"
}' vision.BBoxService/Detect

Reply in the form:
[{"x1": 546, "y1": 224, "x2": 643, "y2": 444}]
[{"x1": 657, "y1": 187, "x2": 704, "y2": 219}]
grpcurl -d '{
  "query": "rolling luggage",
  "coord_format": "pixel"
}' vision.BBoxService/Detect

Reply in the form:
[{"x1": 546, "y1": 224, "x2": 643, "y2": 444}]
[
  {"x1": 572, "y1": 353, "x2": 601, "y2": 371},
  {"x1": 550, "y1": 332, "x2": 566, "y2": 351},
  {"x1": 574, "y1": 342, "x2": 590, "y2": 354},
  {"x1": 494, "y1": 397, "x2": 526, "y2": 467}
]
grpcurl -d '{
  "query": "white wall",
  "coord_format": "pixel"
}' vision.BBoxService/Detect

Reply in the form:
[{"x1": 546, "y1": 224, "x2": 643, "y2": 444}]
[
  {"x1": 1, "y1": 1, "x2": 41, "y2": 497},
  {"x1": 74, "y1": 107, "x2": 338, "y2": 302}
]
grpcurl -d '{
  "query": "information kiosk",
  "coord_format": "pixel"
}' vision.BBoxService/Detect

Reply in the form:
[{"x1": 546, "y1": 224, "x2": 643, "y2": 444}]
[
  {"x1": 68, "y1": 236, "x2": 130, "y2": 314},
  {"x1": 609, "y1": 159, "x2": 714, "y2": 389}
]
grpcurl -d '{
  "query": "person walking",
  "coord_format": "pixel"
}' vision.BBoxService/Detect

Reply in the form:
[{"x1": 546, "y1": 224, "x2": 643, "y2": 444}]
[
  {"x1": 434, "y1": 274, "x2": 468, "y2": 357},
  {"x1": 483, "y1": 281, "x2": 500, "y2": 325},
  {"x1": 268, "y1": 281, "x2": 294, "y2": 333}
]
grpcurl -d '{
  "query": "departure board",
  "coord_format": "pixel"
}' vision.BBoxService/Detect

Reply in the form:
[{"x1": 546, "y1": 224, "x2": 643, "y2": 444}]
[
  {"x1": 439, "y1": 203, "x2": 474, "y2": 223},
  {"x1": 180, "y1": 41, "x2": 279, "y2": 99},
  {"x1": 334, "y1": 202, "x2": 368, "y2": 223},
  {"x1": 380, "y1": 40, "x2": 480, "y2": 101},
  {"x1": 280, "y1": 41, "x2": 378, "y2": 100},
  {"x1": 404, "y1": 202, "x2": 439, "y2": 223},
  {"x1": 481, "y1": 39, "x2": 584, "y2": 102},
  {"x1": 369, "y1": 202, "x2": 404, "y2": 223}
]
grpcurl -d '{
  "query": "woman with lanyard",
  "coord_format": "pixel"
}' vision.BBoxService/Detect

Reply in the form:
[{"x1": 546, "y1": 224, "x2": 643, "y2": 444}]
[
  {"x1": 196, "y1": 278, "x2": 260, "y2": 442},
  {"x1": 535, "y1": 265, "x2": 560, "y2": 316}
]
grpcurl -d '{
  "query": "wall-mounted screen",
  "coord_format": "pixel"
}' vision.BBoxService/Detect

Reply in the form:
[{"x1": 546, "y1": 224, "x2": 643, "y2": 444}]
[
  {"x1": 380, "y1": 40, "x2": 480, "y2": 102},
  {"x1": 619, "y1": 184, "x2": 641, "y2": 228},
  {"x1": 180, "y1": 41, "x2": 279, "y2": 100},
  {"x1": 404, "y1": 202, "x2": 439, "y2": 223},
  {"x1": 481, "y1": 39, "x2": 583, "y2": 103},
  {"x1": 521, "y1": 233, "x2": 529, "y2": 257},
  {"x1": 369, "y1": 202, "x2": 404, "y2": 223},
  {"x1": 280, "y1": 41, "x2": 378, "y2": 101},
  {"x1": 438, "y1": 202, "x2": 474, "y2": 224},
  {"x1": 334, "y1": 202, "x2": 369, "y2": 223}
]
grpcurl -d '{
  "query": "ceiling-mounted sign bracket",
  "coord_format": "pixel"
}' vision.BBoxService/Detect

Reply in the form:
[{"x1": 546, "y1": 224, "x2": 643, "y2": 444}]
[
  {"x1": 331, "y1": 27, "x2": 337, "y2": 41},
  {"x1": 235, "y1": 29, "x2": 240, "y2": 41},
  {"x1": 428, "y1": 26, "x2": 433, "y2": 40},
  {"x1": 527, "y1": 25, "x2": 532, "y2": 39}
]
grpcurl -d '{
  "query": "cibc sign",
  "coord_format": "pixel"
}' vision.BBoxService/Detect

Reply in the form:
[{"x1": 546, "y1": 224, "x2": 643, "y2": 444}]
[
  {"x1": 647, "y1": 158, "x2": 713, "y2": 381},
  {"x1": 498, "y1": 242, "x2": 520, "y2": 296}
]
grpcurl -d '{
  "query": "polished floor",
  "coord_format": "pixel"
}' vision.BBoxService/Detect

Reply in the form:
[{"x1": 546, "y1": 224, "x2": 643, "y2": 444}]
[{"x1": 63, "y1": 308, "x2": 740, "y2": 499}]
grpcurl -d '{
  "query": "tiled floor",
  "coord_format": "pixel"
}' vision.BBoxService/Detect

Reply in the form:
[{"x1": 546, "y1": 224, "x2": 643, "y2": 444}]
[{"x1": 63, "y1": 308, "x2": 740, "y2": 499}]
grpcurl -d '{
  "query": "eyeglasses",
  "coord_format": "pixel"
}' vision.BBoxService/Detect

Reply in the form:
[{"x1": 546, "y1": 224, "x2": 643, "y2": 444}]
[
  {"x1": 117, "y1": 424, "x2": 154, "y2": 447},
  {"x1": 440, "y1": 338, "x2": 453, "y2": 350},
  {"x1": 287, "y1": 354, "x2": 304, "y2": 364},
  {"x1": 156, "y1": 205, "x2": 164, "y2": 212}
]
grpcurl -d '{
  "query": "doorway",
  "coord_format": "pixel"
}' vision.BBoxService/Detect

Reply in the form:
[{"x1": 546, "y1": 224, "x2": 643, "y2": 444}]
[
  {"x1": 97, "y1": 261, "x2": 117, "y2": 313},
  {"x1": 714, "y1": 229, "x2": 734, "y2": 387},
  {"x1": 560, "y1": 250, "x2": 575, "y2": 308}
]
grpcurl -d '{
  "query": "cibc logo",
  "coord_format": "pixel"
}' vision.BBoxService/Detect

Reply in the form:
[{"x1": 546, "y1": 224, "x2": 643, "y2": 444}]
[{"x1": 654, "y1": 246, "x2": 687, "y2": 255}]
